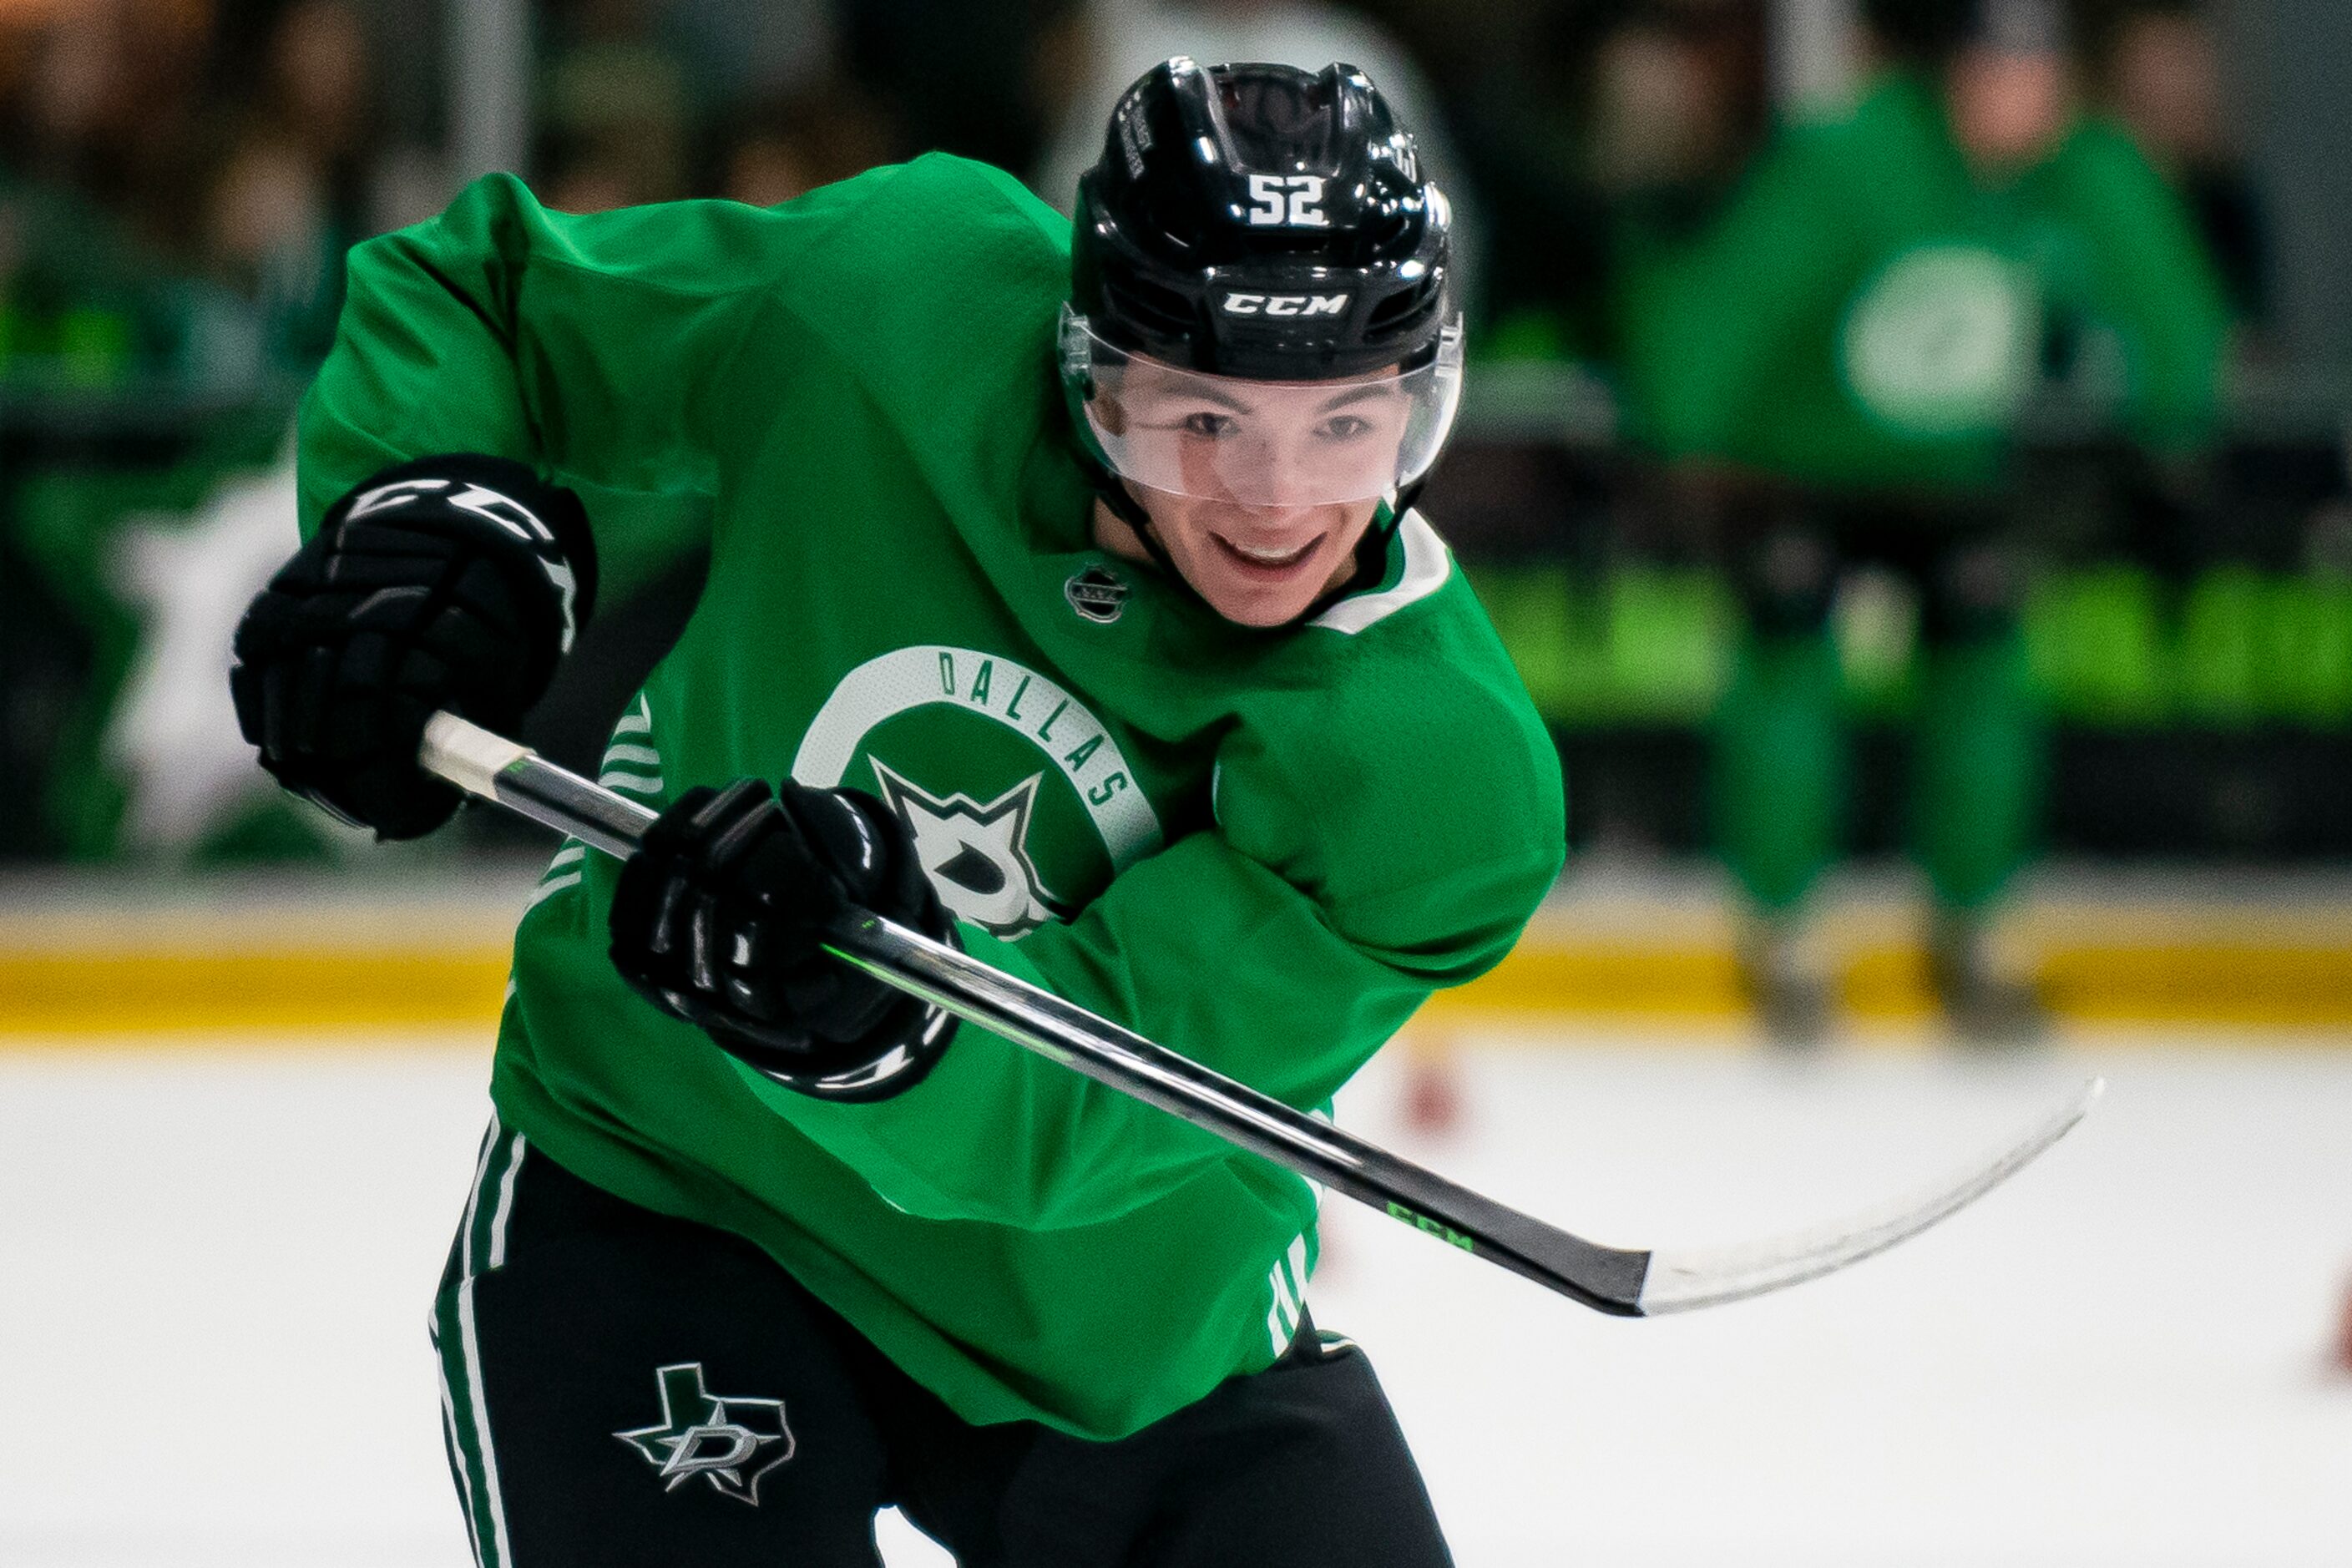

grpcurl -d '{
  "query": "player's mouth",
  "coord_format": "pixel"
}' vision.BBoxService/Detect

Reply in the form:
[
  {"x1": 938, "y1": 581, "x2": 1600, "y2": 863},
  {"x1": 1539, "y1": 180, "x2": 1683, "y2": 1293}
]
[{"x1": 1208, "y1": 531, "x2": 1323, "y2": 579}]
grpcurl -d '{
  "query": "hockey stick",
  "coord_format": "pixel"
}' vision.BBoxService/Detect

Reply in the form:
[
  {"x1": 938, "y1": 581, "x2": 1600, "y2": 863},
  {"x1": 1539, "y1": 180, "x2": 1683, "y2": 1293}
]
[{"x1": 420, "y1": 711, "x2": 2100, "y2": 1316}]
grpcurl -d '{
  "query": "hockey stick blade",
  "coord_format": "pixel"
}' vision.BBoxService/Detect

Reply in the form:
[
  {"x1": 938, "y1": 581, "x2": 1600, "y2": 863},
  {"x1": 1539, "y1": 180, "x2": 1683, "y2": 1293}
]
[
  {"x1": 418, "y1": 711, "x2": 2097, "y2": 1318},
  {"x1": 1636, "y1": 1076, "x2": 2103, "y2": 1313}
]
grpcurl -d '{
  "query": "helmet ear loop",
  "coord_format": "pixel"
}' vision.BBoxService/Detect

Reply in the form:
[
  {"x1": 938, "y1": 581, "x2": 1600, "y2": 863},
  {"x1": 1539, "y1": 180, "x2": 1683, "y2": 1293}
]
[
  {"x1": 1056, "y1": 316, "x2": 1182, "y2": 584},
  {"x1": 1071, "y1": 438, "x2": 1191, "y2": 591},
  {"x1": 1102, "y1": 473, "x2": 1178, "y2": 575}
]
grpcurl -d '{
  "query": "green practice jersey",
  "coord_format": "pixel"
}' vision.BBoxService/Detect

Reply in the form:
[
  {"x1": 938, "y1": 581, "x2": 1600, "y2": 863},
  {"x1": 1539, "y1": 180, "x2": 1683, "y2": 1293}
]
[
  {"x1": 298, "y1": 154, "x2": 1564, "y2": 1440},
  {"x1": 1616, "y1": 73, "x2": 2229, "y2": 493}
]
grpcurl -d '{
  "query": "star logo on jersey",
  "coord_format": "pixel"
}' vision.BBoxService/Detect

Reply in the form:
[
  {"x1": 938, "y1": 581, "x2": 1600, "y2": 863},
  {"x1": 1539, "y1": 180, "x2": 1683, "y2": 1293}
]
[
  {"x1": 613, "y1": 1363, "x2": 794, "y2": 1506},
  {"x1": 871, "y1": 758, "x2": 1067, "y2": 938}
]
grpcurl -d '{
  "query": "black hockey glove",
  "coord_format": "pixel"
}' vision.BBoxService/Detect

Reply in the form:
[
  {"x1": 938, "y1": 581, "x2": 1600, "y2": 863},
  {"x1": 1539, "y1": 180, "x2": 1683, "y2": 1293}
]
[
  {"x1": 609, "y1": 778, "x2": 960, "y2": 1102},
  {"x1": 230, "y1": 455, "x2": 594, "y2": 839}
]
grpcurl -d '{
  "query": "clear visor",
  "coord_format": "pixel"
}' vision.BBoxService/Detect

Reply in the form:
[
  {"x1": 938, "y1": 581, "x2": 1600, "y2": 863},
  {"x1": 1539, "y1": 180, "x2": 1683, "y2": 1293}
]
[{"x1": 1062, "y1": 307, "x2": 1464, "y2": 508}]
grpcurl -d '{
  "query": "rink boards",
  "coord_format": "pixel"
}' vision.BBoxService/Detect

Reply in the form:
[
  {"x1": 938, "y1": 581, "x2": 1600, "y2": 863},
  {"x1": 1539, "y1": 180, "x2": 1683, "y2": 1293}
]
[{"x1": 5, "y1": 865, "x2": 2350, "y2": 1034}]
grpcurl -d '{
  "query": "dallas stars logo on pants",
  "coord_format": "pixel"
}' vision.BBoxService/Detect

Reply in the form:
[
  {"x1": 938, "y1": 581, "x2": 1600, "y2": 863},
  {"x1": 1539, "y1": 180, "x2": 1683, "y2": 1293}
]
[{"x1": 614, "y1": 1363, "x2": 795, "y2": 1505}]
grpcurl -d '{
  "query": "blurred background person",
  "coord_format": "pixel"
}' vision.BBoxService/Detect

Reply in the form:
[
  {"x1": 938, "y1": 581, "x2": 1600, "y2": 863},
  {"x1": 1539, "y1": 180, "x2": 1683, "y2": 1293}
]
[
  {"x1": 536, "y1": 0, "x2": 695, "y2": 210},
  {"x1": 2091, "y1": 0, "x2": 2269, "y2": 335},
  {"x1": 1613, "y1": 0, "x2": 2230, "y2": 1042},
  {"x1": 1588, "y1": 1, "x2": 1763, "y2": 227},
  {"x1": 0, "y1": 0, "x2": 421, "y2": 864},
  {"x1": 712, "y1": 82, "x2": 898, "y2": 209},
  {"x1": 839, "y1": 0, "x2": 1073, "y2": 181},
  {"x1": 1439, "y1": 0, "x2": 1767, "y2": 364},
  {"x1": 0, "y1": 0, "x2": 210, "y2": 391}
]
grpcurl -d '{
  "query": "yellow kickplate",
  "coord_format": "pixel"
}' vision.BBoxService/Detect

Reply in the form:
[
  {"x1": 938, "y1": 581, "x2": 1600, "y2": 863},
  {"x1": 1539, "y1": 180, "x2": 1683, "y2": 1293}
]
[
  {"x1": 1416, "y1": 946, "x2": 1748, "y2": 1020},
  {"x1": 3, "y1": 937, "x2": 2349, "y2": 1036},
  {"x1": 0, "y1": 950, "x2": 511, "y2": 1034},
  {"x1": 1418, "y1": 940, "x2": 2352, "y2": 1029},
  {"x1": 2034, "y1": 945, "x2": 2352, "y2": 1027}
]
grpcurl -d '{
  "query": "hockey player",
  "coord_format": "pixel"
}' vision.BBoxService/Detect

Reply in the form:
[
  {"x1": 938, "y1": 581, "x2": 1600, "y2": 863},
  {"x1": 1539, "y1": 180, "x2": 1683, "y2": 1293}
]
[
  {"x1": 230, "y1": 58, "x2": 1561, "y2": 1565},
  {"x1": 1615, "y1": 0, "x2": 2226, "y2": 1041}
]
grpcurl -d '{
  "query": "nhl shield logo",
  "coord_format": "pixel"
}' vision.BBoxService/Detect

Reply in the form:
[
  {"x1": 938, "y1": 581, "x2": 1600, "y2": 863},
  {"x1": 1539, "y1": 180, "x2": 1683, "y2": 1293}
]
[
  {"x1": 614, "y1": 1363, "x2": 795, "y2": 1505},
  {"x1": 1065, "y1": 564, "x2": 1130, "y2": 624}
]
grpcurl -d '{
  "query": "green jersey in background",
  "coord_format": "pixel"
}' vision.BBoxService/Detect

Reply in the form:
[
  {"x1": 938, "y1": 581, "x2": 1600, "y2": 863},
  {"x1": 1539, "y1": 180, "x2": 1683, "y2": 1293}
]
[
  {"x1": 1616, "y1": 71, "x2": 2230, "y2": 492},
  {"x1": 297, "y1": 154, "x2": 1565, "y2": 1441}
]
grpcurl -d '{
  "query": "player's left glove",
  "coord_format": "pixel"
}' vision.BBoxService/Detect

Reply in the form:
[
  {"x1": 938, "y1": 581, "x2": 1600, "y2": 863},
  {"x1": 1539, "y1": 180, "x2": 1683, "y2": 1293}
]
[
  {"x1": 229, "y1": 454, "x2": 592, "y2": 839},
  {"x1": 609, "y1": 778, "x2": 959, "y2": 1102}
]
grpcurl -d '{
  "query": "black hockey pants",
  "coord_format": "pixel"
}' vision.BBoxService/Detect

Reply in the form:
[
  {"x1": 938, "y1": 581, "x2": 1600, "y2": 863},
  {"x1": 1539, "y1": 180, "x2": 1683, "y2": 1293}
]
[{"x1": 430, "y1": 1119, "x2": 1455, "y2": 1566}]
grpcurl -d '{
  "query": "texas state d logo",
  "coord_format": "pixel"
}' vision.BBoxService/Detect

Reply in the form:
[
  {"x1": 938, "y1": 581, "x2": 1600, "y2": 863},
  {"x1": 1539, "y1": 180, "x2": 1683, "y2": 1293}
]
[
  {"x1": 792, "y1": 646, "x2": 1163, "y2": 940},
  {"x1": 613, "y1": 1363, "x2": 794, "y2": 1505}
]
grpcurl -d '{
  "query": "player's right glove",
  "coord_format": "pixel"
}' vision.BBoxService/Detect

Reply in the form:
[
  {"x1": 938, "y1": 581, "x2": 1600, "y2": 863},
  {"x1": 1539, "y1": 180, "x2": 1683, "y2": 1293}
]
[
  {"x1": 609, "y1": 778, "x2": 960, "y2": 1102},
  {"x1": 230, "y1": 454, "x2": 594, "y2": 839}
]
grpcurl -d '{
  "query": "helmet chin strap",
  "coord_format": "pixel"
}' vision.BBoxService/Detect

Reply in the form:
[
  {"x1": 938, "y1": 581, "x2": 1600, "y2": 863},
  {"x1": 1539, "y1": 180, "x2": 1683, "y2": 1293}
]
[
  {"x1": 1089, "y1": 461, "x2": 1174, "y2": 569},
  {"x1": 1074, "y1": 457, "x2": 1201, "y2": 603}
]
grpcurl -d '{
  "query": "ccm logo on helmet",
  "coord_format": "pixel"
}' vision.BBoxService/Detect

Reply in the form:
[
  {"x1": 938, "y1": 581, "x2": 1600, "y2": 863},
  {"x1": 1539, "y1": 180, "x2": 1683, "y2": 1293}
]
[{"x1": 1220, "y1": 292, "x2": 1351, "y2": 318}]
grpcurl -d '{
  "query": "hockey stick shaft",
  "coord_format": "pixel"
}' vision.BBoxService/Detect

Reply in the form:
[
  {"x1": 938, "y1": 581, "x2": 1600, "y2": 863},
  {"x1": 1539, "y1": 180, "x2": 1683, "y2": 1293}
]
[
  {"x1": 421, "y1": 713, "x2": 2099, "y2": 1318},
  {"x1": 420, "y1": 712, "x2": 1652, "y2": 1313}
]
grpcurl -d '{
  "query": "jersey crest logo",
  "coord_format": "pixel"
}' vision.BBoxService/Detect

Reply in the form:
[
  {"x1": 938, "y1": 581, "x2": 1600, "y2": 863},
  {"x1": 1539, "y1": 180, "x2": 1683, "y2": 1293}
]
[
  {"x1": 1065, "y1": 564, "x2": 1130, "y2": 624},
  {"x1": 871, "y1": 759, "x2": 1067, "y2": 938},
  {"x1": 794, "y1": 647, "x2": 1166, "y2": 941},
  {"x1": 613, "y1": 1363, "x2": 795, "y2": 1506}
]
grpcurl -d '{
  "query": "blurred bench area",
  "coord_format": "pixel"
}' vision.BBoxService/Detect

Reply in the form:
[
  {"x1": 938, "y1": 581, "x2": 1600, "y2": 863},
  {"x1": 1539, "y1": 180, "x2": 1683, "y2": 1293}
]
[
  {"x1": 1438, "y1": 370, "x2": 2352, "y2": 863},
  {"x1": 1, "y1": 0, "x2": 2348, "y2": 1033}
]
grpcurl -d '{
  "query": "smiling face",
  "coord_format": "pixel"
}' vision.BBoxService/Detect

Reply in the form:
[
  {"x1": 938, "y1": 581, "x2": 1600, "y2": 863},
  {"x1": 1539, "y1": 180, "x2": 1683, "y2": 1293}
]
[
  {"x1": 1087, "y1": 359, "x2": 1413, "y2": 625},
  {"x1": 1100, "y1": 486, "x2": 1383, "y2": 628}
]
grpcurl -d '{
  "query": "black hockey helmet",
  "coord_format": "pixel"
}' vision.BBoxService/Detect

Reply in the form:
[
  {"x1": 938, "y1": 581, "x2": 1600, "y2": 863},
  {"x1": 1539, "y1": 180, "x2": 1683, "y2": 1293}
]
[
  {"x1": 1072, "y1": 56, "x2": 1454, "y2": 379},
  {"x1": 1063, "y1": 58, "x2": 1464, "y2": 510}
]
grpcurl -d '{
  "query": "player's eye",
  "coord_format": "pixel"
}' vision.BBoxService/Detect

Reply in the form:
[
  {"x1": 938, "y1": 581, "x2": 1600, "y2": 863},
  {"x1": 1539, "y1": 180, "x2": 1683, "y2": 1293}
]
[
  {"x1": 1318, "y1": 415, "x2": 1374, "y2": 442},
  {"x1": 1180, "y1": 411, "x2": 1239, "y2": 438}
]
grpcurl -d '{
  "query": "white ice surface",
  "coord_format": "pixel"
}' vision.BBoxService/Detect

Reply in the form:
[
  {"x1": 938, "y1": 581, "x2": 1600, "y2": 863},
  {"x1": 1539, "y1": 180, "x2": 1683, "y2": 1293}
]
[{"x1": 1, "y1": 1030, "x2": 2346, "y2": 1566}]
